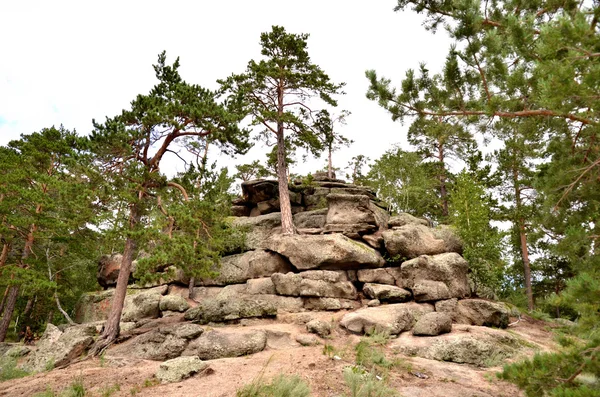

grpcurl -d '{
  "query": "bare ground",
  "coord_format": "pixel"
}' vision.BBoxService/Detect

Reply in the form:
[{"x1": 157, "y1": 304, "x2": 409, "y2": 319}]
[{"x1": 0, "y1": 314, "x2": 557, "y2": 397}]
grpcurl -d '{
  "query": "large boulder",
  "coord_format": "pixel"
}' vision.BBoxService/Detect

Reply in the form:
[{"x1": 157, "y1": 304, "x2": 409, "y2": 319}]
[
  {"x1": 263, "y1": 234, "x2": 385, "y2": 270},
  {"x1": 340, "y1": 302, "x2": 434, "y2": 335},
  {"x1": 383, "y1": 225, "x2": 450, "y2": 259},
  {"x1": 232, "y1": 213, "x2": 282, "y2": 250},
  {"x1": 241, "y1": 180, "x2": 279, "y2": 204},
  {"x1": 184, "y1": 295, "x2": 278, "y2": 324},
  {"x1": 156, "y1": 356, "x2": 209, "y2": 384},
  {"x1": 392, "y1": 326, "x2": 520, "y2": 367},
  {"x1": 182, "y1": 329, "x2": 267, "y2": 360},
  {"x1": 388, "y1": 213, "x2": 429, "y2": 228},
  {"x1": 271, "y1": 271, "x2": 358, "y2": 299},
  {"x1": 412, "y1": 312, "x2": 452, "y2": 336},
  {"x1": 362, "y1": 283, "x2": 411, "y2": 302},
  {"x1": 325, "y1": 194, "x2": 377, "y2": 226},
  {"x1": 197, "y1": 250, "x2": 292, "y2": 286},
  {"x1": 24, "y1": 324, "x2": 95, "y2": 372},
  {"x1": 293, "y1": 209, "x2": 328, "y2": 229},
  {"x1": 97, "y1": 254, "x2": 123, "y2": 288},
  {"x1": 109, "y1": 323, "x2": 204, "y2": 361},
  {"x1": 399, "y1": 253, "x2": 470, "y2": 300},
  {"x1": 159, "y1": 295, "x2": 190, "y2": 313},
  {"x1": 121, "y1": 286, "x2": 167, "y2": 322},
  {"x1": 74, "y1": 290, "x2": 115, "y2": 323},
  {"x1": 356, "y1": 267, "x2": 402, "y2": 285},
  {"x1": 455, "y1": 299, "x2": 510, "y2": 328}
]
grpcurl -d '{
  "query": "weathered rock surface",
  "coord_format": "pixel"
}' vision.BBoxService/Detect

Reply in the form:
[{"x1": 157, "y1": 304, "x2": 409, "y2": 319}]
[
  {"x1": 388, "y1": 213, "x2": 429, "y2": 228},
  {"x1": 184, "y1": 295, "x2": 278, "y2": 324},
  {"x1": 400, "y1": 253, "x2": 469, "y2": 300},
  {"x1": 109, "y1": 323, "x2": 204, "y2": 361},
  {"x1": 183, "y1": 329, "x2": 267, "y2": 360},
  {"x1": 232, "y1": 213, "x2": 282, "y2": 250},
  {"x1": 326, "y1": 194, "x2": 377, "y2": 226},
  {"x1": 246, "y1": 278, "x2": 276, "y2": 295},
  {"x1": 412, "y1": 312, "x2": 453, "y2": 336},
  {"x1": 356, "y1": 267, "x2": 402, "y2": 285},
  {"x1": 296, "y1": 334, "x2": 320, "y2": 346},
  {"x1": 412, "y1": 280, "x2": 452, "y2": 302},
  {"x1": 362, "y1": 283, "x2": 412, "y2": 302},
  {"x1": 271, "y1": 271, "x2": 358, "y2": 299},
  {"x1": 340, "y1": 302, "x2": 434, "y2": 335},
  {"x1": 383, "y1": 225, "x2": 450, "y2": 259},
  {"x1": 455, "y1": 299, "x2": 510, "y2": 328},
  {"x1": 302, "y1": 297, "x2": 360, "y2": 311},
  {"x1": 435, "y1": 298, "x2": 458, "y2": 313},
  {"x1": 74, "y1": 289, "x2": 115, "y2": 323},
  {"x1": 198, "y1": 250, "x2": 292, "y2": 286},
  {"x1": 241, "y1": 180, "x2": 279, "y2": 204},
  {"x1": 263, "y1": 234, "x2": 385, "y2": 270},
  {"x1": 306, "y1": 320, "x2": 332, "y2": 337},
  {"x1": 156, "y1": 356, "x2": 209, "y2": 384},
  {"x1": 4, "y1": 345, "x2": 31, "y2": 358},
  {"x1": 159, "y1": 295, "x2": 190, "y2": 313},
  {"x1": 293, "y1": 209, "x2": 327, "y2": 229},
  {"x1": 97, "y1": 253, "x2": 124, "y2": 288},
  {"x1": 392, "y1": 326, "x2": 520, "y2": 367},
  {"x1": 24, "y1": 324, "x2": 95, "y2": 372},
  {"x1": 121, "y1": 286, "x2": 167, "y2": 322}
]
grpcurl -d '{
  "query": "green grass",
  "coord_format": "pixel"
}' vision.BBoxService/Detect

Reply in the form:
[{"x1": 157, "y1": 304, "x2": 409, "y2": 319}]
[
  {"x1": 31, "y1": 377, "x2": 87, "y2": 397},
  {"x1": 236, "y1": 374, "x2": 311, "y2": 397},
  {"x1": 0, "y1": 356, "x2": 30, "y2": 382},
  {"x1": 342, "y1": 367, "x2": 399, "y2": 397}
]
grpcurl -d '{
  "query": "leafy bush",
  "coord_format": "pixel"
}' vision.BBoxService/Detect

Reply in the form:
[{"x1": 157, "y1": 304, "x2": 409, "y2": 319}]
[{"x1": 236, "y1": 374, "x2": 310, "y2": 397}]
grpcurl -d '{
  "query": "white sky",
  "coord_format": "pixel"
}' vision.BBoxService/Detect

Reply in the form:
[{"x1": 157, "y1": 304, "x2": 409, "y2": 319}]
[{"x1": 0, "y1": 0, "x2": 453, "y2": 178}]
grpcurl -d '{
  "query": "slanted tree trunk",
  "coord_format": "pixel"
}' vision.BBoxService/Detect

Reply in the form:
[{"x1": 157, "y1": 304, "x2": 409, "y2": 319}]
[
  {"x1": 0, "y1": 212, "x2": 38, "y2": 342},
  {"x1": 0, "y1": 286, "x2": 18, "y2": 341},
  {"x1": 90, "y1": 204, "x2": 140, "y2": 355}
]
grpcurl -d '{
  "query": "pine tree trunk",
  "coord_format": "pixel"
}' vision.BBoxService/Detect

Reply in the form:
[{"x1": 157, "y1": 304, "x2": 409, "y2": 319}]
[
  {"x1": 22, "y1": 297, "x2": 34, "y2": 319},
  {"x1": 0, "y1": 286, "x2": 8, "y2": 316},
  {"x1": 438, "y1": 141, "x2": 449, "y2": 217},
  {"x1": 90, "y1": 205, "x2": 139, "y2": 356},
  {"x1": 513, "y1": 168, "x2": 534, "y2": 311},
  {"x1": 328, "y1": 148, "x2": 333, "y2": 179},
  {"x1": 0, "y1": 286, "x2": 19, "y2": 342},
  {"x1": 276, "y1": 80, "x2": 294, "y2": 235},
  {"x1": 519, "y1": 220, "x2": 534, "y2": 311},
  {"x1": 0, "y1": 215, "x2": 38, "y2": 342},
  {"x1": 276, "y1": 130, "x2": 294, "y2": 235}
]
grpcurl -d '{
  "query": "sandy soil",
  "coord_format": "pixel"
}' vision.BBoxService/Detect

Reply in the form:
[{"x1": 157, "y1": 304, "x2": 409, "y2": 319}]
[{"x1": 0, "y1": 315, "x2": 555, "y2": 397}]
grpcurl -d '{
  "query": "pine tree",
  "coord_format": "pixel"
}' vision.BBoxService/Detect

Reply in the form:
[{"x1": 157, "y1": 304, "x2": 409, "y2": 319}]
[
  {"x1": 0, "y1": 127, "x2": 97, "y2": 341},
  {"x1": 220, "y1": 25, "x2": 345, "y2": 235},
  {"x1": 314, "y1": 109, "x2": 352, "y2": 179},
  {"x1": 366, "y1": 148, "x2": 439, "y2": 218},
  {"x1": 87, "y1": 52, "x2": 249, "y2": 355}
]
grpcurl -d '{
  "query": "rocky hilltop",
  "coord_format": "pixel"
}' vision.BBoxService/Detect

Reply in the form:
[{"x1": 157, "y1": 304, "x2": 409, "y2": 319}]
[{"x1": 1, "y1": 174, "x2": 540, "y2": 397}]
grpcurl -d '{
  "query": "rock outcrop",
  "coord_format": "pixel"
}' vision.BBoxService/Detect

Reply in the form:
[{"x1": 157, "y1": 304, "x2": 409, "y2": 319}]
[{"x1": 68, "y1": 173, "x2": 518, "y2": 373}]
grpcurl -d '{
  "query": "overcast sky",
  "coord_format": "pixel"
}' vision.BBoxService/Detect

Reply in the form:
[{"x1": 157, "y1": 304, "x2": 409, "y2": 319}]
[{"x1": 1, "y1": 0, "x2": 453, "y2": 178}]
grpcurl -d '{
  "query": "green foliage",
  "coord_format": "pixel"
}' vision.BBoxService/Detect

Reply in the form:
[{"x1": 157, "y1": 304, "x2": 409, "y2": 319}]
[
  {"x1": 347, "y1": 155, "x2": 370, "y2": 185},
  {"x1": 236, "y1": 374, "x2": 311, "y2": 397},
  {"x1": 341, "y1": 367, "x2": 399, "y2": 397},
  {"x1": 366, "y1": 147, "x2": 439, "y2": 219},
  {"x1": 354, "y1": 341, "x2": 395, "y2": 372},
  {"x1": 99, "y1": 383, "x2": 120, "y2": 397},
  {"x1": 0, "y1": 356, "x2": 30, "y2": 382},
  {"x1": 235, "y1": 160, "x2": 270, "y2": 182},
  {"x1": 449, "y1": 171, "x2": 504, "y2": 295},
  {"x1": 499, "y1": 338, "x2": 600, "y2": 397}
]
